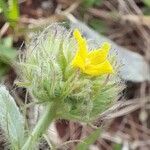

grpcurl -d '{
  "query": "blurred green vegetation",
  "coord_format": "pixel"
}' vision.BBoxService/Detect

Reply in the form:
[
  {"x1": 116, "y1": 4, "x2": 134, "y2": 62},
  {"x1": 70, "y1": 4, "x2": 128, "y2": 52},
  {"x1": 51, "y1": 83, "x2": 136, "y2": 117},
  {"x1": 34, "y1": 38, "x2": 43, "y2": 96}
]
[
  {"x1": 89, "y1": 19, "x2": 107, "y2": 34},
  {"x1": 0, "y1": 36, "x2": 16, "y2": 80},
  {"x1": 0, "y1": 0, "x2": 18, "y2": 80},
  {"x1": 113, "y1": 144, "x2": 122, "y2": 150},
  {"x1": 143, "y1": 0, "x2": 150, "y2": 15},
  {"x1": 144, "y1": 0, "x2": 150, "y2": 7},
  {"x1": 76, "y1": 129, "x2": 101, "y2": 150},
  {"x1": 82, "y1": 0, "x2": 102, "y2": 8},
  {"x1": 81, "y1": 0, "x2": 107, "y2": 34},
  {"x1": 0, "y1": 0, "x2": 19, "y2": 26}
]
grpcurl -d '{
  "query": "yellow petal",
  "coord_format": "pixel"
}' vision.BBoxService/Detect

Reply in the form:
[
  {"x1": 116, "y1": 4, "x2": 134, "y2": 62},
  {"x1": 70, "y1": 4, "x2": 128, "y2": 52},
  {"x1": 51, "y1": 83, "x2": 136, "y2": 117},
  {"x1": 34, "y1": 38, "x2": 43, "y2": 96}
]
[
  {"x1": 87, "y1": 42, "x2": 111, "y2": 65},
  {"x1": 73, "y1": 29, "x2": 88, "y2": 59},
  {"x1": 84, "y1": 60, "x2": 114, "y2": 76},
  {"x1": 71, "y1": 53, "x2": 85, "y2": 70}
]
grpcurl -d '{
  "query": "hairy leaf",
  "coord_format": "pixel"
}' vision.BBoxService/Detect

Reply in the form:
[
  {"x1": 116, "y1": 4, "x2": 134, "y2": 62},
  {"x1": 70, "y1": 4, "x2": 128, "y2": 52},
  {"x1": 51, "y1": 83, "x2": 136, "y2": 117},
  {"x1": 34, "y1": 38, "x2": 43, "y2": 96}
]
[{"x1": 0, "y1": 85, "x2": 25, "y2": 149}]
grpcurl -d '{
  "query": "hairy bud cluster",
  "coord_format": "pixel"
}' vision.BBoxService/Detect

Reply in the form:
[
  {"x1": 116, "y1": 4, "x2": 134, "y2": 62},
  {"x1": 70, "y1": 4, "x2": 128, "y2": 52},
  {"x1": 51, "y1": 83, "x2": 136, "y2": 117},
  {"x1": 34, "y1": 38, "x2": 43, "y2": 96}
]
[{"x1": 17, "y1": 25, "x2": 120, "y2": 122}]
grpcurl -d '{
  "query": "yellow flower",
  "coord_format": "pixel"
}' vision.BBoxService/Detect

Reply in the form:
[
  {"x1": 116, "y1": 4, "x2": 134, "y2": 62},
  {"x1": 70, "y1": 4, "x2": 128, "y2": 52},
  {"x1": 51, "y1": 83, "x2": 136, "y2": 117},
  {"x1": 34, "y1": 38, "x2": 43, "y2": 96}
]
[{"x1": 71, "y1": 29, "x2": 114, "y2": 76}]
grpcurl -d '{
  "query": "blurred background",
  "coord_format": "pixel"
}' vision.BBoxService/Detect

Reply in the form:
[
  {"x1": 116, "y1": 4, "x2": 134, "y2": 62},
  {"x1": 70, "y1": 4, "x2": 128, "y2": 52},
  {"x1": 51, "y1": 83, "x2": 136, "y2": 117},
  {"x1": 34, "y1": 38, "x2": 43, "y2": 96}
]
[{"x1": 0, "y1": 0, "x2": 150, "y2": 149}]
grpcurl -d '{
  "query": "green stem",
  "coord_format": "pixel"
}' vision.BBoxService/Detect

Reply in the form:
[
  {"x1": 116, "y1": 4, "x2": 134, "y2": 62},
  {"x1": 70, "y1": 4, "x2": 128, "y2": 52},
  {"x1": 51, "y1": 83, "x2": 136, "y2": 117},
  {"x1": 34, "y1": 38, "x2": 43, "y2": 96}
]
[{"x1": 22, "y1": 103, "x2": 57, "y2": 150}]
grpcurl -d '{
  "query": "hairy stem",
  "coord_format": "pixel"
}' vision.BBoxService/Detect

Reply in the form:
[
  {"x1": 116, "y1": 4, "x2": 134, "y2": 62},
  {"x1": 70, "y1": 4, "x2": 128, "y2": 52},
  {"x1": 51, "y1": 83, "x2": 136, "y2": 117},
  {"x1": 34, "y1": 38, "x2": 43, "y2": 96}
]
[{"x1": 22, "y1": 102, "x2": 57, "y2": 150}]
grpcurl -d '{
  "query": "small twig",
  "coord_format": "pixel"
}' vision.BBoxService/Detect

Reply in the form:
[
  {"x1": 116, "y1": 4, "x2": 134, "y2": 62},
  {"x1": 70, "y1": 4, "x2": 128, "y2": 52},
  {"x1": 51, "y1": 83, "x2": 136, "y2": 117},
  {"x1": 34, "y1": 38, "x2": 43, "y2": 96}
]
[
  {"x1": 0, "y1": 22, "x2": 10, "y2": 38},
  {"x1": 88, "y1": 8, "x2": 117, "y2": 20},
  {"x1": 131, "y1": 140, "x2": 150, "y2": 149},
  {"x1": 104, "y1": 104, "x2": 141, "y2": 119},
  {"x1": 56, "y1": 139, "x2": 85, "y2": 149},
  {"x1": 88, "y1": 123, "x2": 99, "y2": 130},
  {"x1": 101, "y1": 132, "x2": 122, "y2": 144},
  {"x1": 122, "y1": 15, "x2": 150, "y2": 26},
  {"x1": 127, "y1": 0, "x2": 143, "y2": 15},
  {"x1": 88, "y1": 8, "x2": 150, "y2": 27},
  {"x1": 43, "y1": 134, "x2": 53, "y2": 149},
  {"x1": 56, "y1": 2, "x2": 80, "y2": 16},
  {"x1": 118, "y1": 0, "x2": 132, "y2": 15}
]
